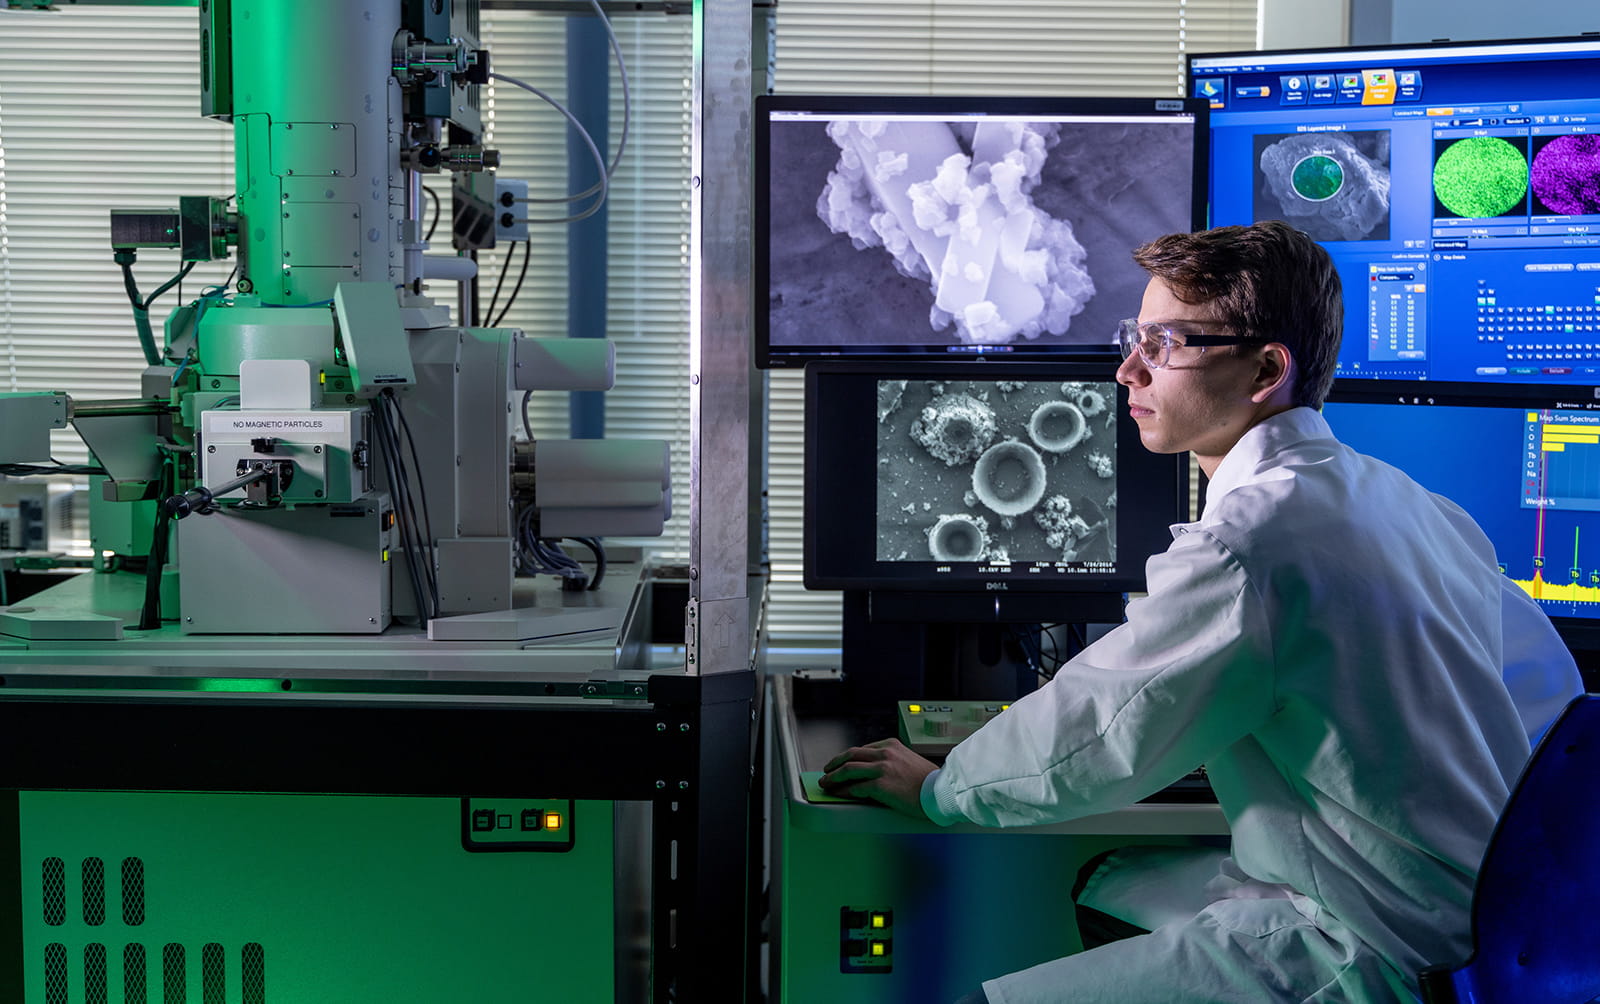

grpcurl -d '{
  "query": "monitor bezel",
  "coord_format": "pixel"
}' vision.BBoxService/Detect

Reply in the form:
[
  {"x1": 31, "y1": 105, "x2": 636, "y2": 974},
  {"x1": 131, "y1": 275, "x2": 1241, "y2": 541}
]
[
  {"x1": 1187, "y1": 34, "x2": 1600, "y2": 77},
  {"x1": 802, "y1": 359, "x2": 1190, "y2": 597},
  {"x1": 755, "y1": 94, "x2": 1211, "y2": 369}
]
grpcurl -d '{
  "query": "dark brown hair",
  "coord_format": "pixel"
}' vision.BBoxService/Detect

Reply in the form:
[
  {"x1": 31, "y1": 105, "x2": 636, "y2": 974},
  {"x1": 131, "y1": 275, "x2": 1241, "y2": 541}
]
[{"x1": 1133, "y1": 220, "x2": 1343, "y2": 409}]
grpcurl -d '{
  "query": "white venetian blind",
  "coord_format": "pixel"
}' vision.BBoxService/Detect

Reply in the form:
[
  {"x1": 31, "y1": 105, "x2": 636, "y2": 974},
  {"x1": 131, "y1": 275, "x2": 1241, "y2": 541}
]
[
  {"x1": 767, "y1": 0, "x2": 1260, "y2": 645},
  {"x1": 0, "y1": 7, "x2": 694, "y2": 559},
  {"x1": 0, "y1": 8, "x2": 234, "y2": 466},
  {"x1": 477, "y1": 11, "x2": 695, "y2": 561}
]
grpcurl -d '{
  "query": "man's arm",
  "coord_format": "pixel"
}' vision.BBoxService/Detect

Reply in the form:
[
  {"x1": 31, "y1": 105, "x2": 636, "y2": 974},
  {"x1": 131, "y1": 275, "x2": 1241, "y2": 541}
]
[{"x1": 928, "y1": 528, "x2": 1278, "y2": 827}]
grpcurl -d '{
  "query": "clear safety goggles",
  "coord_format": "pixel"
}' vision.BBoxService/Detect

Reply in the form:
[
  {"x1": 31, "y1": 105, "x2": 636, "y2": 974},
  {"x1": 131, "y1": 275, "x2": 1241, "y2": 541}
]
[{"x1": 1116, "y1": 317, "x2": 1253, "y2": 370}]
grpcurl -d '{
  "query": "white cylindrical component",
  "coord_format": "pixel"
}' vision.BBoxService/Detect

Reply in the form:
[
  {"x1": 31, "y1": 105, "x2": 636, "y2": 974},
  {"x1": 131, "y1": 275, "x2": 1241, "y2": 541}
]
[
  {"x1": 513, "y1": 337, "x2": 617, "y2": 391},
  {"x1": 972, "y1": 440, "x2": 1047, "y2": 517},
  {"x1": 422, "y1": 255, "x2": 479, "y2": 281},
  {"x1": 533, "y1": 438, "x2": 671, "y2": 538}
]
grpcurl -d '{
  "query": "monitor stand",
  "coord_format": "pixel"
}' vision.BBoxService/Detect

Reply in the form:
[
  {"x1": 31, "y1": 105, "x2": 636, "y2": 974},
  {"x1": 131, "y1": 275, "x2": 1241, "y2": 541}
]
[{"x1": 837, "y1": 590, "x2": 1040, "y2": 710}]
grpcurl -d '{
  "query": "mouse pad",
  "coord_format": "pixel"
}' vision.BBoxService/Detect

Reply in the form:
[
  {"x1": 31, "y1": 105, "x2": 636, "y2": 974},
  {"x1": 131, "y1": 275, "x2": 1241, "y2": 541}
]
[{"x1": 800, "y1": 770, "x2": 882, "y2": 805}]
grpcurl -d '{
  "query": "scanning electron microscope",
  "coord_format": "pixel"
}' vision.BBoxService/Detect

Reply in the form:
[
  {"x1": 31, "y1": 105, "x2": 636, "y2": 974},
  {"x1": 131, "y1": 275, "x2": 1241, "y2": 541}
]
[
  {"x1": 0, "y1": 0, "x2": 671, "y2": 648},
  {"x1": 0, "y1": 3, "x2": 763, "y2": 1000}
]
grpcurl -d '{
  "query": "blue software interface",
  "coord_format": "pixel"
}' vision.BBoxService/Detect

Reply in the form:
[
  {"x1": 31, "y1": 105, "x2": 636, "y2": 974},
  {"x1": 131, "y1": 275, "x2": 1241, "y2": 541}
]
[
  {"x1": 1324, "y1": 398, "x2": 1600, "y2": 623},
  {"x1": 1191, "y1": 38, "x2": 1600, "y2": 385}
]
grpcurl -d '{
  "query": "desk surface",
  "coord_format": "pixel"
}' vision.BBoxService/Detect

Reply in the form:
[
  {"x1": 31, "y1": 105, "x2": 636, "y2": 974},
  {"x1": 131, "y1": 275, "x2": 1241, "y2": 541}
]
[{"x1": 772, "y1": 674, "x2": 1230, "y2": 838}]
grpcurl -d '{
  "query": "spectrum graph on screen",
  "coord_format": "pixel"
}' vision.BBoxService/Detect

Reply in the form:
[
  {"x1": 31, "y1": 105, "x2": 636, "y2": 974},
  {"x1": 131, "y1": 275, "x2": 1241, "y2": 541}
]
[{"x1": 1325, "y1": 399, "x2": 1600, "y2": 623}]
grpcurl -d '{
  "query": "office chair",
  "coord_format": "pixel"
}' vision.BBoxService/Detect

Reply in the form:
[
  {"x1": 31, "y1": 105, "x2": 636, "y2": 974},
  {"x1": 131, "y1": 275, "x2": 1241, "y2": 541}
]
[{"x1": 1417, "y1": 692, "x2": 1600, "y2": 1004}]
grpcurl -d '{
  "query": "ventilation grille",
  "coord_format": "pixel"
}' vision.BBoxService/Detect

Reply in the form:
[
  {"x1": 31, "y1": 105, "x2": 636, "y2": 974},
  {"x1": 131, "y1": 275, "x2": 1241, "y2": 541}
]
[
  {"x1": 202, "y1": 942, "x2": 225, "y2": 1004},
  {"x1": 242, "y1": 943, "x2": 266, "y2": 1004},
  {"x1": 43, "y1": 857, "x2": 65, "y2": 926},
  {"x1": 122, "y1": 857, "x2": 146, "y2": 927},
  {"x1": 84, "y1": 857, "x2": 107, "y2": 926},
  {"x1": 85, "y1": 943, "x2": 108, "y2": 1004},
  {"x1": 45, "y1": 943, "x2": 67, "y2": 1004},
  {"x1": 163, "y1": 943, "x2": 185, "y2": 1002},
  {"x1": 33, "y1": 857, "x2": 267, "y2": 1002},
  {"x1": 124, "y1": 944, "x2": 148, "y2": 1004}
]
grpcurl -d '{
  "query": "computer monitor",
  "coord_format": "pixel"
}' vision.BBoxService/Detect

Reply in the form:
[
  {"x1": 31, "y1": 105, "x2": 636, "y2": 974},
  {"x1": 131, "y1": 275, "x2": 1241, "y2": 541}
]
[
  {"x1": 1323, "y1": 388, "x2": 1600, "y2": 635},
  {"x1": 757, "y1": 95, "x2": 1208, "y2": 368},
  {"x1": 804, "y1": 360, "x2": 1189, "y2": 623},
  {"x1": 1189, "y1": 36, "x2": 1600, "y2": 387}
]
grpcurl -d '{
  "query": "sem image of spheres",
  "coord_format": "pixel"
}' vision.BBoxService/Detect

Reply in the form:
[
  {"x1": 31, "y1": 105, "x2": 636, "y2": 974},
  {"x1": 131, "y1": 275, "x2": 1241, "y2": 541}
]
[
  {"x1": 874, "y1": 378, "x2": 1118, "y2": 565},
  {"x1": 1530, "y1": 134, "x2": 1600, "y2": 217},
  {"x1": 1254, "y1": 131, "x2": 1391, "y2": 241},
  {"x1": 765, "y1": 117, "x2": 1195, "y2": 351},
  {"x1": 1433, "y1": 135, "x2": 1529, "y2": 219}
]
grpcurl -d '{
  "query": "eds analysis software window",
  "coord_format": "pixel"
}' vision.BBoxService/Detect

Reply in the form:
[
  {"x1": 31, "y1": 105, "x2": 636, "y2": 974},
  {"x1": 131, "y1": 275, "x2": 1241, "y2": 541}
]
[{"x1": 1192, "y1": 39, "x2": 1600, "y2": 387}]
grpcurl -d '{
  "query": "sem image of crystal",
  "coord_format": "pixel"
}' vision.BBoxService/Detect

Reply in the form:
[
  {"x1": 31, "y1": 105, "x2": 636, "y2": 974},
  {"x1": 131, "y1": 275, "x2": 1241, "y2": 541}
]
[
  {"x1": 766, "y1": 116, "x2": 1198, "y2": 352},
  {"x1": 817, "y1": 118, "x2": 1092, "y2": 344},
  {"x1": 1256, "y1": 131, "x2": 1391, "y2": 241},
  {"x1": 876, "y1": 378, "x2": 1118, "y2": 563}
]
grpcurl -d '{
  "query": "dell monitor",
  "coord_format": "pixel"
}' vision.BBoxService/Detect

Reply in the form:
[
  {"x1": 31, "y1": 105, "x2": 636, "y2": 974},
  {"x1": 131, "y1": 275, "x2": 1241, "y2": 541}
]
[{"x1": 804, "y1": 360, "x2": 1189, "y2": 625}]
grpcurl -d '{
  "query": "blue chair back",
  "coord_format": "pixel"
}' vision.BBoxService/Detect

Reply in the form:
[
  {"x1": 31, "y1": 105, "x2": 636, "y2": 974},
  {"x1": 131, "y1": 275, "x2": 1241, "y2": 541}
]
[{"x1": 1419, "y1": 693, "x2": 1600, "y2": 1004}]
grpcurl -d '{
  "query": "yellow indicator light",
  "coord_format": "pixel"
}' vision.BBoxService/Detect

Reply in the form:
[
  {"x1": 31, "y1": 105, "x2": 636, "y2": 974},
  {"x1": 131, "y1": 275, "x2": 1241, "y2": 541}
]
[
  {"x1": 1000, "y1": 704, "x2": 1011, "y2": 712},
  {"x1": 319, "y1": 371, "x2": 326, "y2": 385},
  {"x1": 382, "y1": 548, "x2": 390, "y2": 563},
  {"x1": 908, "y1": 704, "x2": 922, "y2": 714},
  {"x1": 544, "y1": 812, "x2": 563, "y2": 831},
  {"x1": 870, "y1": 914, "x2": 886, "y2": 929},
  {"x1": 869, "y1": 942, "x2": 886, "y2": 957}
]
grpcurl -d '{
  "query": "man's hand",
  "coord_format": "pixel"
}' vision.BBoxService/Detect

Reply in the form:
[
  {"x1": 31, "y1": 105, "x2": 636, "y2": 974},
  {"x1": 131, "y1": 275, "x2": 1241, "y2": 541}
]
[{"x1": 819, "y1": 738, "x2": 938, "y2": 819}]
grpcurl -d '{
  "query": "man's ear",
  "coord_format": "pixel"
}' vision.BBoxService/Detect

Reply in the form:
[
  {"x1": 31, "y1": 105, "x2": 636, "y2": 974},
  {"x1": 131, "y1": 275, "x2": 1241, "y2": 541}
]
[{"x1": 1250, "y1": 343, "x2": 1295, "y2": 404}]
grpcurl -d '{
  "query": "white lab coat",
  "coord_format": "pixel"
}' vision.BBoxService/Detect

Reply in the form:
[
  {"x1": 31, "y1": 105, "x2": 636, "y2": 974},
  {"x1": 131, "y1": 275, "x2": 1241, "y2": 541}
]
[{"x1": 920, "y1": 407, "x2": 1583, "y2": 1004}]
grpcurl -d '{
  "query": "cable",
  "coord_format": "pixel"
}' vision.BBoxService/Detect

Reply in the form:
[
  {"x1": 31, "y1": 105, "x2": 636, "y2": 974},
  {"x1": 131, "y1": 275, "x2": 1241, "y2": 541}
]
[
  {"x1": 116, "y1": 254, "x2": 197, "y2": 366},
  {"x1": 483, "y1": 239, "x2": 519, "y2": 327},
  {"x1": 521, "y1": 390, "x2": 535, "y2": 442},
  {"x1": 488, "y1": 239, "x2": 531, "y2": 327},
  {"x1": 369, "y1": 396, "x2": 431, "y2": 625},
  {"x1": 489, "y1": 71, "x2": 609, "y2": 223},
  {"x1": 566, "y1": 536, "x2": 607, "y2": 590},
  {"x1": 1, "y1": 463, "x2": 108, "y2": 477},
  {"x1": 424, "y1": 185, "x2": 442, "y2": 241},
  {"x1": 386, "y1": 391, "x2": 440, "y2": 604},
  {"x1": 515, "y1": 0, "x2": 632, "y2": 208},
  {"x1": 133, "y1": 471, "x2": 175, "y2": 631}
]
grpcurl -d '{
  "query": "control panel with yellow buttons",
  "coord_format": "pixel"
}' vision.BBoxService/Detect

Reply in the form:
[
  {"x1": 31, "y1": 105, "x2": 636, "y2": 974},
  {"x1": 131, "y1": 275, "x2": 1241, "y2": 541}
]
[
  {"x1": 839, "y1": 906, "x2": 893, "y2": 973},
  {"x1": 896, "y1": 700, "x2": 1010, "y2": 758},
  {"x1": 460, "y1": 797, "x2": 575, "y2": 852}
]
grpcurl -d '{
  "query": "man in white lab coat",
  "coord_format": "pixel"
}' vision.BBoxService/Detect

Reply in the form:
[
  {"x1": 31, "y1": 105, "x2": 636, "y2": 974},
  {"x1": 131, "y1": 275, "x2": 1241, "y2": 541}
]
[{"x1": 820, "y1": 220, "x2": 1583, "y2": 1003}]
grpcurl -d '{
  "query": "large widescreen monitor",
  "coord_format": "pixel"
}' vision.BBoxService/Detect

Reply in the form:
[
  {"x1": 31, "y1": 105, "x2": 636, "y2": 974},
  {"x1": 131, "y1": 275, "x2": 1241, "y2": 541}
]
[
  {"x1": 1189, "y1": 36, "x2": 1600, "y2": 387},
  {"x1": 804, "y1": 361, "x2": 1188, "y2": 622},
  {"x1": 1324, "y1": 387, "x2": 1600, "y2": 632},
  {"x1": 757, "y1": 95, "x2": 1207, "y2": 368}
]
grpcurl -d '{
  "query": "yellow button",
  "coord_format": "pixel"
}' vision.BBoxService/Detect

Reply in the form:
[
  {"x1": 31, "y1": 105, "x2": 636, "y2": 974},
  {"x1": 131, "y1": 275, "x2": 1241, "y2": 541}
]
[
  {"x1": 908, "y1": 704, "x2": 922, "y2": 714},
  {"x1": 869, "y1": 942, "x2": 885, "y2": 957},
  {"x1": 870, "y1": 914, "x2": 886, "y2": 929},
  {"x1": 544, "y1": 812, "x2": 563, "y2": 831}
]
